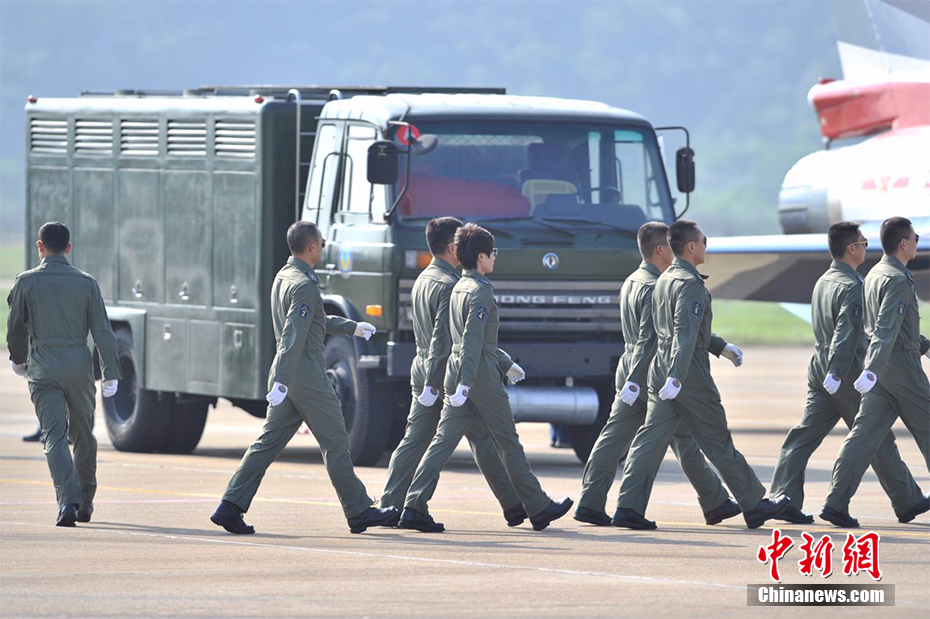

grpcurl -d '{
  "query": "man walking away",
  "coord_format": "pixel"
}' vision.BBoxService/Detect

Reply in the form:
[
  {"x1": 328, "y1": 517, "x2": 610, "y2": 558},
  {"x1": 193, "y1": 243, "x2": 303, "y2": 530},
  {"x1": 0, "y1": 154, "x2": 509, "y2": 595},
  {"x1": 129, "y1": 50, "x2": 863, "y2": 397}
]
[{"x1": 7, "y1": 222, "x2": 120, "y2": 526}]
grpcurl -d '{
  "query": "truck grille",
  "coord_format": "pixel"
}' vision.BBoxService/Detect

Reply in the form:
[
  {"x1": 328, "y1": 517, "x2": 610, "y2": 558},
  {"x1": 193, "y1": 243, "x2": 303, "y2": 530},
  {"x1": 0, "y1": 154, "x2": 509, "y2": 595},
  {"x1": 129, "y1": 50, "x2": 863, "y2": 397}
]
[{"x1": 397, "y1": 279, "x2": 621, "y2": 336}]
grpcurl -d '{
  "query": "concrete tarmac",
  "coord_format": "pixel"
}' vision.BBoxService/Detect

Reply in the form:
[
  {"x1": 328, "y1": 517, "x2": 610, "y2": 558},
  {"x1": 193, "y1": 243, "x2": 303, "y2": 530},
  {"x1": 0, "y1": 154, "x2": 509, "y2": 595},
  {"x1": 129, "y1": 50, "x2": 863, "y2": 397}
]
[{"x1": 1, "y1": 347, "x2": 928, "y2": 617}]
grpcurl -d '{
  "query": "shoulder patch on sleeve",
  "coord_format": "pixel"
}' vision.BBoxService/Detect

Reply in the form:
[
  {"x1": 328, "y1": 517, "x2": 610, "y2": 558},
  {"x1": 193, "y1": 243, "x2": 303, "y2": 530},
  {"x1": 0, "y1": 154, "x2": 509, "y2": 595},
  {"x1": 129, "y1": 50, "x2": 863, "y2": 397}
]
[
  {"x1": 476, "y1": 306, "x2": 488, "y2": 321},
  {"x1": 897, "y1": 300, "x2": 907, "y2": 315},
  {"x1": 692, "y1": 301, "x2": 703, "y2": 317},
  {"x1": 300, "y1": 303, "x2": 311, "y2": 319},
  {"x1": 853, "y1": 304, "x2": 862, "y2": 318}
]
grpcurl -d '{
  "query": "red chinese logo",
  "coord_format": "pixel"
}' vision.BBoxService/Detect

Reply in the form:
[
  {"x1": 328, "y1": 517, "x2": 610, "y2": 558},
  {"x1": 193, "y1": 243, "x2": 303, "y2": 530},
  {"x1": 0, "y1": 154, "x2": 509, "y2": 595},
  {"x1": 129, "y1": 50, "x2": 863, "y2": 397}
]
[
  {"x1": 757, "y1": 529, "x2": 795, "y2": 582},
  {"x1": 756, "y1": 530, "x2": 882, "y2": 582},
  {"x1": 842, "y1": 532, "x2": 882, "y2": 581}
]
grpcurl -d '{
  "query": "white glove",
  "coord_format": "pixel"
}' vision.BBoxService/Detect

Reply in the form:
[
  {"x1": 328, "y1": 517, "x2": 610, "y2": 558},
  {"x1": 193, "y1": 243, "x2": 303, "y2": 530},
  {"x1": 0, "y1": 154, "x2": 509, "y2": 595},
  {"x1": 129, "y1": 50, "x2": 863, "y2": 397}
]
[
  {"x1": 266, "y1": 382, "x2": 289, "y2": 406},
  {"x1": 417, "y1": 386, "x2": 439, "y2": 407},
  {"x1": 102, "y1": 380, "x2": 119, "y2": 398},
  {"x1": 619, "y1": 381, "x2": 640, "y2": 405},
  {"x1": 506, "y1": 363, "x2": 526, "y2": 384},
  {"x1": 658, "y1": 376, "x2": 682, "y2": 401},
  {"x1": 354, "y1": 322, "x2": 376, "y2": 340},
  {"x1": 822, "y1": 373, "x2": 841, "y2": 395},
  {"x1": 721, "y1": 344, "x2": 743, "y2": 367},
  {"x1": 853, "y1": 370, "x2": 877, "y2": 394},
  {"x1": 11, "y1": 362, "x2": 27, "y2": 378},
  {"x1": 449, "y1": 384, "x2": 470, "y2": 407}
]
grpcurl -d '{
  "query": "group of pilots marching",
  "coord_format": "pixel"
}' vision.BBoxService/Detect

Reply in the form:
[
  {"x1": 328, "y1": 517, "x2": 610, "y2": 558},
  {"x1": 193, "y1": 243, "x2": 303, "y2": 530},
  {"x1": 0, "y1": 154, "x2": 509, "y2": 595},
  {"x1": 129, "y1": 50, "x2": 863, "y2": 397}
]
[{"x1": 7, "y1": 215, "x2": 928, "y2": 533}]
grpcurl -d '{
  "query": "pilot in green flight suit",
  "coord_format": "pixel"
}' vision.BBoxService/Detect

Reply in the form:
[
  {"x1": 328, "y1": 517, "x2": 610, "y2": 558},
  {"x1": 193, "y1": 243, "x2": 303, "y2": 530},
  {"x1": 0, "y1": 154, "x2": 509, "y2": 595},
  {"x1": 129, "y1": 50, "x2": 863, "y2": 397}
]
[
  {"x1": 6, "y1": 222, "x2": 120, "y2": 527},
  {"x1": 821, "y1": 217, "x2": 930, "y2": 528},
  {"x1": 380, "y1": 217, "x2": 527, "y2": 527},
  {"x1": 575, "y1": 222, "x2": 739, "y2": 527},
  {"x1": 613, "y1": 220, "x2": 790, "y2": 530},
  {"x1": 211, "y1": 222, "x2": 398, "y2": 535},
  {"x1": 770, "y1": 221, "x2": 925, "y2": 526},
  {"x1": 400, "y1": 224, "x2": 573, "y2": 532}
]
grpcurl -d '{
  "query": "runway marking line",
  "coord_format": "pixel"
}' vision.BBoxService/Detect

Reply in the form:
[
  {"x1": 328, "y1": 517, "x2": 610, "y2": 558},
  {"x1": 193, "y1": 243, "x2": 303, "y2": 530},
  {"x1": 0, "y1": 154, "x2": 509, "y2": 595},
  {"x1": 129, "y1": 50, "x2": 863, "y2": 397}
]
[
  {"x1": 0, "y1": 519, "x2": 745, "y2": 591},
  {"x1": 3, "y1": 478, "x2": 929, "y2": 539}
]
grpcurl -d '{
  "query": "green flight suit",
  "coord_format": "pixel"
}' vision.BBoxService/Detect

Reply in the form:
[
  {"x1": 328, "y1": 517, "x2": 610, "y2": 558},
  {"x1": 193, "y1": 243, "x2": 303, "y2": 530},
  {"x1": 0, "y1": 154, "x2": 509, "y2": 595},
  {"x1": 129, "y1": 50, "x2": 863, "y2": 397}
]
[
  {"x1": 404, "y1": 269, "x2": 552, "y2": 518},
  {"x1": 824, "y1": 254, "x2": 930, "y2": 513},
  {"x1": 6, "y1": 254, "x2": 120, "y2": 510},
  {"x1": 223, "y1": 257, "x2": 373, "y2": 518},
  {"x1": 380, "y1": 257, "x2": 521, "y2": 511},
  {"x1": 770, "y1": 260, "x2": 922, "y2": 515},
  {"x1": 616, "y1": 257, "x2": 767, "y2": 515},
  {"x1": 579, "y1": 261, "x2": 730, "y2": 515}
]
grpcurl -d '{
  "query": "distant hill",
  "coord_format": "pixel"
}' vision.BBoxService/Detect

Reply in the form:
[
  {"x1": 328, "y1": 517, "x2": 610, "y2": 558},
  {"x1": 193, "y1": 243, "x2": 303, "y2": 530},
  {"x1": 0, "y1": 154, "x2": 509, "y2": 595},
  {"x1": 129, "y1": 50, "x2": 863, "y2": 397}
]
[{"x1": 0, "y1": 0, "x2": 840, "y2": 237}]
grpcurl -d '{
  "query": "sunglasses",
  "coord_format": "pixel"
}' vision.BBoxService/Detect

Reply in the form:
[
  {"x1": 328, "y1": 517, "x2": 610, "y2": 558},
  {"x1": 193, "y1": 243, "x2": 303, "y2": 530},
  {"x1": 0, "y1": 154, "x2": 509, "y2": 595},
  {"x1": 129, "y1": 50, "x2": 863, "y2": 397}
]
[
  {"x1": 319, "y1": 239, "x2": 326, "y2": 249},
  {"x1": 848, "y1": 239, "x2": 868, "y2": 248},
  {"x1": 491, "y1": 248, "x2": 498, "y2": 257}
]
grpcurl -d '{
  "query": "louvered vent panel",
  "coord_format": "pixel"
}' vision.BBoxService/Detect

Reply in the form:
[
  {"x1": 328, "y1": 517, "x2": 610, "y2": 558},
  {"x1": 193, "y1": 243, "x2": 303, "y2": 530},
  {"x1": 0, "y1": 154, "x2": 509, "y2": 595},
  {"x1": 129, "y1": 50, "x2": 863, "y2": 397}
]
[
  {"x1": 167, "y1": 120, "x2": 206, "y2": 156},
  {"x1": 120, "y1": 120, "x2": 159, "y2": 156},
  {"x1": 215, "y1": 120, "x2": 256, "y2": 158},
  {"x1": 30, "y1": 119, "x2": 68, "y2": 154},
  {"x1": 75, "y1": 119, "x2": 113, "y2": 155}
]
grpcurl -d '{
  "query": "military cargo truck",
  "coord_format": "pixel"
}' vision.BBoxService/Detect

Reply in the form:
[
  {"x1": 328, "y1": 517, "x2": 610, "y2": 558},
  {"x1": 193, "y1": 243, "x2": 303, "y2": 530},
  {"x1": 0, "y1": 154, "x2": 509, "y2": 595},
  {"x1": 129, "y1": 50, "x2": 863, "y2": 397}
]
[{"x1": 23, "y1": 85, "x2": 694, "y2": 464}]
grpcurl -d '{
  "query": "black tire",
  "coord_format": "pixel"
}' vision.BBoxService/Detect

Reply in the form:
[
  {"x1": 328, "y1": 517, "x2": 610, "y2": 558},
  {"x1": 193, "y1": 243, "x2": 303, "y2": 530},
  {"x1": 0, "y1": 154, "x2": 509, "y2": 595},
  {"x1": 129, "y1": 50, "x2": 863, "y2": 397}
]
[
  {"x1": 161, "y1": 400, "x2": 210, "y2": 454},
  {"x1": 324, "y1": 335, "x2": 391, "y2": 467},
  {"x1": 103, "y1": 326, "x2": 173, "y2": 452},
  {"x1": 565, "y1": 381, "x2": 614, "y2": 464}
]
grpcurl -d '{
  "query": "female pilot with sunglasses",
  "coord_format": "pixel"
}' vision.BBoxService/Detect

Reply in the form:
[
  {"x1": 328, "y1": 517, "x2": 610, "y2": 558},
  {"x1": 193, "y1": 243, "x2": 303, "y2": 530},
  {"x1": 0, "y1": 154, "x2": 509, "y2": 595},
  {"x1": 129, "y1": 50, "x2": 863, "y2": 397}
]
[{"x1": 399, "y1": 223, "x2": 573, "y2": 532}]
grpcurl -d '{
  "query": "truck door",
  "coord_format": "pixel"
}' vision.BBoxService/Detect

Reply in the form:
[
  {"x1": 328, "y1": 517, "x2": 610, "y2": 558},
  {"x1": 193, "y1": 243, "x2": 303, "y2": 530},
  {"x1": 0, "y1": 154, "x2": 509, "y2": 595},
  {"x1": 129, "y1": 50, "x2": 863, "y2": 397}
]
[
  {"x1": 303, "y1": 121, "x2": 344, "y2": 240},
  {"x1": 321, "y1": 123, "x2": 389, "y2": 312}
]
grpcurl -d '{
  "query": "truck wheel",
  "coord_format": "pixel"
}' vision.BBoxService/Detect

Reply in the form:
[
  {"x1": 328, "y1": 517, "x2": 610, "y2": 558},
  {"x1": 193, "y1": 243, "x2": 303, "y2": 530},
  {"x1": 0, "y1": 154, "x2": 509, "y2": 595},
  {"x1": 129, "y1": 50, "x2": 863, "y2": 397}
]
[
  {"x1": 566, "y1": 381, "x2": 613, "y2": 464},
  {"x1": 324, "y1": 335, "x2": 391, "y2": 467},
  {"x1": 160, "y1": 400, "x2": 210, "y2": 454},
  {"x1": 102, "y1": 326, "x2": 172, "y2": 452}
]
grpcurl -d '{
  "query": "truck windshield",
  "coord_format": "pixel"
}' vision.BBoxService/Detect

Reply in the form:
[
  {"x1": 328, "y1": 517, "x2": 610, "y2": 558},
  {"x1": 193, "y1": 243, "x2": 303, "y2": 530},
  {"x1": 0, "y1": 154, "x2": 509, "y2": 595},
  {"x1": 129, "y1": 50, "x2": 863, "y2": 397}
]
[{"x1": 393, "y1": 120, "x2": 674, "y2": 230}]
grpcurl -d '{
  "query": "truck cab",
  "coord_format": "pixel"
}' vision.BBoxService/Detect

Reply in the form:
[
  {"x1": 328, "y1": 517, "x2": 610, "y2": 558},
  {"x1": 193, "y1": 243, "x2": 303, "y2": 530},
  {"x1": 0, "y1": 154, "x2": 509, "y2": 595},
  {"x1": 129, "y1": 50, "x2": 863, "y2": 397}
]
[{"x1": 305, "y1": 93, "x2": 682, "y2": 463}]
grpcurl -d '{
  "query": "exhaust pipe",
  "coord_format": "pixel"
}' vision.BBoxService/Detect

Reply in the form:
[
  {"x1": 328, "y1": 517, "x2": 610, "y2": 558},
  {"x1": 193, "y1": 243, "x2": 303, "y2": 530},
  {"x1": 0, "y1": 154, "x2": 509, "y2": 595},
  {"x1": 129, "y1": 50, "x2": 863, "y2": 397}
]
[{"x1": 507, "y1": 386, "x2": 599, "y2": 425}]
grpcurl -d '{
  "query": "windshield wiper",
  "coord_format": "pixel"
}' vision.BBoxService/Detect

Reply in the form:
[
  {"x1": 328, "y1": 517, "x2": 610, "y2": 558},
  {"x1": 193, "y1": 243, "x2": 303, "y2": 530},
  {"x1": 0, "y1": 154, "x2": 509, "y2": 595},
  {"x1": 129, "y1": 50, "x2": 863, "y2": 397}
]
[
  {"x1": 480, "y1": 216, "x2": 576, "y2": 239},
  {"x1": 472, "y1": 221, "x2": 515, "y2": 239},
  {"x1": 540, "y1": 217, "x2": 637, "y2": 237}
]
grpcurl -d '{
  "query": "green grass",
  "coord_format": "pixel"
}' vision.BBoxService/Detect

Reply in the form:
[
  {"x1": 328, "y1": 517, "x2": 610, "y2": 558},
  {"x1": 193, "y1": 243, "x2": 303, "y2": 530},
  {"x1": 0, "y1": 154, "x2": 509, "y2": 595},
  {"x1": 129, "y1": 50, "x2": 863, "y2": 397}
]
[
  {"x1": 714, "y1": 299, "x2": 930, "y2": 346},
  {"x1": 713, "y1": 300, "x2": 815, "y2": 346}
]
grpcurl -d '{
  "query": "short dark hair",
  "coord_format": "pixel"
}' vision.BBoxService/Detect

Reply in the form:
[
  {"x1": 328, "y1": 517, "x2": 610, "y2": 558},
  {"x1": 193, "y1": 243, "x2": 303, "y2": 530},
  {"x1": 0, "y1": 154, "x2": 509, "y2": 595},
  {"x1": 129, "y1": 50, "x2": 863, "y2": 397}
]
[
  {"x1": 880, "y1": 216, "x2": 913, "y2": 254},
  {"x1": 637, "y1": 221, "x2": 670, "y2": 259},
  {"x1": 286, "y1": 221, "x2": 321, "y2": 254},
  {"x1": 827, "y1": 221, "x2": 862, "y2": 258},
  {"x1": 454, "y1": 223, "x2": 495, "y2": 270},
  {"x1": 668, "y1": 220, "x2": 701, "y2": 256},
  {"x1": 38, "y1": 222, "x2": 70, "y2": 253},
  {"x1": 425, "y1": 217, "x2": 463, "y2": 255}
]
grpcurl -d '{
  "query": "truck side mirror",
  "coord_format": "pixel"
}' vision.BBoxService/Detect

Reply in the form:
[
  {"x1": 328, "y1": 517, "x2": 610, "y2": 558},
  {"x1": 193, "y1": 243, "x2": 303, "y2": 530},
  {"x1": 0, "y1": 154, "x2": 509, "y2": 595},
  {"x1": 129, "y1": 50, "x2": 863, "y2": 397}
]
[
  {"x1": 368, "y1": 141, "x2": 399, "y2": 185},
  {"x1": 676, "y1": 147, "x2": 695, "y2": 194}
]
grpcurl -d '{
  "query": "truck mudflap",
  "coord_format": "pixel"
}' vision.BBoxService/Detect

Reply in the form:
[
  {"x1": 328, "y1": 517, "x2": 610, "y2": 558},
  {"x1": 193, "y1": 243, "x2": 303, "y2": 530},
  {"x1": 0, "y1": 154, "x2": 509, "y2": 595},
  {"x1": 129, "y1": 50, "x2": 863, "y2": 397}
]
[
  {"x1": 507, "y1": 386, "x2": 599, "y2": 426},
  {"x1": 105, "y1": 306, "x2": 146, "y2": 384}
]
